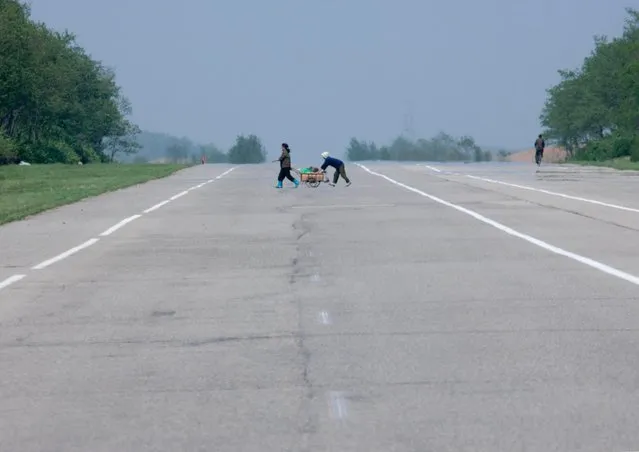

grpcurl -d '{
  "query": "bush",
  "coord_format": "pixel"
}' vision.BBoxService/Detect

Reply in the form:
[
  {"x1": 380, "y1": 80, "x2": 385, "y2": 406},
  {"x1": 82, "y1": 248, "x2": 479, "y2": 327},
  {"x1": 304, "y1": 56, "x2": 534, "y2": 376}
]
[
  {"x1": 630, "y1": 137, "x2": 639, "y2": 162},
  {"x1": 22, "y1": 141, "x2": 81, "y2": 164},
  {"x1": 574, "y1": 134, "x2": 638, "y2": 161},
  {"x1": 574, "y1": 139, "x2": 612, "y2": 161},
  {"x1": 0, "y1": 134, "x2": 18, "y2": 165},
  {"x1": 75, "y1": 144, "x2": 101, "y2": 164},
  {"x1": 611, "y1": 135, "x2": 636, "y2": 158}
]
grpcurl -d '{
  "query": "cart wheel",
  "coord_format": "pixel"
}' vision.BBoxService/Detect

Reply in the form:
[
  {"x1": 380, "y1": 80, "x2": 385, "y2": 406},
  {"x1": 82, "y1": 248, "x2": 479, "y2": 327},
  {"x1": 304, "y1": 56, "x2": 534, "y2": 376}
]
[{"x1": 308, "y1": 180, "x2": 320, "y2": 188}]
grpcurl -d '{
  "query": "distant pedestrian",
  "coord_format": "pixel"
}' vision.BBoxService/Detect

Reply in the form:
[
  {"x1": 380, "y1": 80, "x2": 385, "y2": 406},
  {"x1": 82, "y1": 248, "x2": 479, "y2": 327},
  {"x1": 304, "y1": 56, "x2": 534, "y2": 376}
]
[
  {"x1": 534, "y1": 134, "x2": 545, "y2": 166},
  {"x1": 273, "y1": 143, "x2": 299, "y2": 189},
  {"x1": 320, "y1": 152, "x2": 351, "y2": 187}
]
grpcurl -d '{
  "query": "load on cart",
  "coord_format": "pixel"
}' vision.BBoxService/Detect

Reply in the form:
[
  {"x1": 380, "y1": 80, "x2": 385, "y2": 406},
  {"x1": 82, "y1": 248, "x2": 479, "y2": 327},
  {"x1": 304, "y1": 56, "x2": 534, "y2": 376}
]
[{"x1": 294, "y1": 166, "x2": 329, "y2": 187}]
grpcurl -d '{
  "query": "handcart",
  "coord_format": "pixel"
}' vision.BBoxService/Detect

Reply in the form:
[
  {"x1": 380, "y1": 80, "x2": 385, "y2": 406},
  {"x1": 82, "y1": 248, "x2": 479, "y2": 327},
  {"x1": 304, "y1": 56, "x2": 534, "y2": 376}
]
[{"x1": 293, "y1": 167, "x2": 329, "y2": 188}]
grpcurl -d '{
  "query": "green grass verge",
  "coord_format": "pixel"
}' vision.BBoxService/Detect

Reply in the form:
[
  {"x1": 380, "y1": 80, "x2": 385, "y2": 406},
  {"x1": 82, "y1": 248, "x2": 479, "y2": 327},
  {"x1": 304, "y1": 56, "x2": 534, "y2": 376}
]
[
  {"x1": 563, "y1": 156, "x2": 639, "y2": 171},
  {"x1": 0, "y1": 163, "x2": 189, "y2": 225}
]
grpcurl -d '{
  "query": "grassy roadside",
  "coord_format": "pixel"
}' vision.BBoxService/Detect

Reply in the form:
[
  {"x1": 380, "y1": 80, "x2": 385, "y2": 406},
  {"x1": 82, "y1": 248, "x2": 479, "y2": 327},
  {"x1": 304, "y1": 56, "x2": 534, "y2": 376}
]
[
  {"x1": 0, "y1": 163, "x2": 189, "y2": 225},
  {"x1": 562, "y1": 156, "x2": 639, "y2": 171}
]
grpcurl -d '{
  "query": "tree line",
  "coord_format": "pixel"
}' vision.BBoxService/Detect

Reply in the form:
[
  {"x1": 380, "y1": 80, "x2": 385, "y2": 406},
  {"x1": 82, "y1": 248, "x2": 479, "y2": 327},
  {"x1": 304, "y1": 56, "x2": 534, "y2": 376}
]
[
  {"x1": 345, "y1": 132, "x2": 493, "y2": 162},
  {"x1": 540, "y1": 8, "x2": 639, "y2": 162},
  {"x1": 0, "y1": 1, "x2": 266, "y2": 166},
  {"x1": 0, "y1": 0, "x2": 141, "y2": 165},
  {"x1": 158, "y1": 134, "x2": 266, "y2": 165}
]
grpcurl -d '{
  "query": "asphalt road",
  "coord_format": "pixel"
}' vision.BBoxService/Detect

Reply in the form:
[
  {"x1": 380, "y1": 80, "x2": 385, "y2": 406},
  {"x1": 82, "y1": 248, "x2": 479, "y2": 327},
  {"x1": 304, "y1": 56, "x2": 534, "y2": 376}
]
[{"x1": 1, "y1": 161, "x2": 639, "y2": 451}]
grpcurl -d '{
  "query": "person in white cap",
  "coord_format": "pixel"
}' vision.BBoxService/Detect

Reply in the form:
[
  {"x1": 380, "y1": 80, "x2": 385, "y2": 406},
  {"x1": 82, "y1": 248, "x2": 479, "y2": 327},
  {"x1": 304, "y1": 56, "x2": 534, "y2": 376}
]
[{"x1": 320, "y1": 151, "x2": 351, "y2": 187}]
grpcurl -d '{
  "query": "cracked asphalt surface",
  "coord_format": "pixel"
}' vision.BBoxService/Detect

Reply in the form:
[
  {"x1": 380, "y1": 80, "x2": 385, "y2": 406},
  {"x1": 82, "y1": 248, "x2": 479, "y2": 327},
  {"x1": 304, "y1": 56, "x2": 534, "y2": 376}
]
[{"x1": 1, "y1": 161, "x2": 639, "y2": 451}]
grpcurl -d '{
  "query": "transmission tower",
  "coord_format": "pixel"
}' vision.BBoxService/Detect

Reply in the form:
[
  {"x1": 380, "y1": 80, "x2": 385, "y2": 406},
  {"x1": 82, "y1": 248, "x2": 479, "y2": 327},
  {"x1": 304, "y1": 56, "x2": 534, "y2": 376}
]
[{"x1": 402, "y1": 101, "x2": 415, "y2": 139}]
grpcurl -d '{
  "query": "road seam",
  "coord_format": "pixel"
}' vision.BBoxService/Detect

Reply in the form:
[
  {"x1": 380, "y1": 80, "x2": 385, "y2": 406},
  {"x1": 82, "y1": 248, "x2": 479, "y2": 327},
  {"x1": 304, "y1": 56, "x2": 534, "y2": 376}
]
[
  {"x1": 0, "y1": 167, "x2": 236, "y2": 291},
  {"x1": 357, "y1": 163, "x2": 639, "y2": 287}
]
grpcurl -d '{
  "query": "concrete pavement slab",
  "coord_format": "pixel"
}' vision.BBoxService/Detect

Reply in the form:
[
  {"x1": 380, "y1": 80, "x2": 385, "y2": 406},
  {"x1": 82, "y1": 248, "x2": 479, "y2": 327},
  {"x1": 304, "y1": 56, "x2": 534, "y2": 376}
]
[
  {"x1": 2, "y1": 162, "x2": 639, "y2": 451},
  {"x1": 372, "y1": 163, "x2": 639, "y2": 276},
  {"x1": 0, "y1": 164, "x2": 235, "y2": 282}
]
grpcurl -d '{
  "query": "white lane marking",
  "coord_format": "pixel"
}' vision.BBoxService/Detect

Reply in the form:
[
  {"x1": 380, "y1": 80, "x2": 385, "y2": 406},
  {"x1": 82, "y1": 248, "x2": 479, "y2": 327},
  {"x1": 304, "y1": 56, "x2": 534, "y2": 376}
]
[
  {"x1": 143, "y1": 200, "x2": 171, "y2": 213},
  {"x1": 319, "y1": 311, "x2": 331, "y2": 325},
  {"x1": 32, "y1": 238, "x2": 100, "y2": 270},
  {"x1": 143, "y1": 168, "x2": 235, "y2": 213},
  {"x1": 466, "y1": 174, "x2": 639, "y2": 214},
  {"x1": 423, "y1": 165, "x2": 441, "y2": 172},
  {"x1": 216, "y1": 167, "x2": 236, "y2": 179},
  {"x1": 0, "y1": 274, "x2": 27, "y2": 291},
  {"x1": 357, "y1": 164, "x2": 639, "y2": 287},
  {"x1": 328, "y1": 391, "x2": 348, "y2": 420},
  {"x1": 10, "y1": 168, "x2": 239, "y2": 283},
  {"x1": 99, "y1": 215, "x2": 142, "y2": 236},
  {"x1": 170, "y1": 190, "x2": 189, "y2": 200}
]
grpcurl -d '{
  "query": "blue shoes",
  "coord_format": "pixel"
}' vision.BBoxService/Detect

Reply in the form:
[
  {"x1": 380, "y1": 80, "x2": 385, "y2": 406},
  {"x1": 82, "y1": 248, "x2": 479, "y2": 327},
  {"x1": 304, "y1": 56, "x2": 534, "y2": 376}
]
[{"x1": 276, "y1": 180, "x2": 298, "y2": 188}]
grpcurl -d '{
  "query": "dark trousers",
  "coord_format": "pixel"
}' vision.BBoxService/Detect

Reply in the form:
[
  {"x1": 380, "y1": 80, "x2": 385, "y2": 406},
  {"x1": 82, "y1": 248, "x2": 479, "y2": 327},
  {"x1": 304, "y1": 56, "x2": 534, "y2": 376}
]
[
  {"x1": 278, "y1": 167, "x2": 295, "y2": 182},
  {"x1": 333, "y1": 164, "x2": 350, "y2": 184}
]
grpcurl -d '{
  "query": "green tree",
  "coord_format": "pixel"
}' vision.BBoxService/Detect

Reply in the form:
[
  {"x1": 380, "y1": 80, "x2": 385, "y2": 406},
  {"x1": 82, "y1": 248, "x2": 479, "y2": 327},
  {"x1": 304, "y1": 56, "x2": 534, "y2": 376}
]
[
  {"x1": 0, "y1": 0, "x2": 140, "y2": 164},
  {"x1": 345, "y1": 138, "x2": 380, "y2": 161},
  {"x1": 104, "y1": 120, "x2": 142, "y2": 162},
  {"x1": 344, "y1": 131, "x2": 489, "y2": 162},
  {"x1": 200, "y1": 143, "x2": 227, "y2": 163},
  {"x1": 540, "y1": 8, "x2": 639, "y2": 161},
  {"x1": 227, "y1": 134, "x2": 266, "y2": 164},
  {"x1": 166, "y1": 142, "x2": 189, "y2": 163}
]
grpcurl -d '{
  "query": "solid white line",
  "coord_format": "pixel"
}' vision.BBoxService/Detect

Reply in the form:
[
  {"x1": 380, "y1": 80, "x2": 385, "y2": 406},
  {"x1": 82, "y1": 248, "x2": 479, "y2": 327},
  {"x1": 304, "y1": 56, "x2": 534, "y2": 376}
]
[
  {"x1": 423, "y1": 165, "x2": 441, "y2": 172},
  {"x1": 466, "y1": 174, "x2": 639, "y2": 214},
  {"x1": 32, "y1": 238, "x2": 100, "y2": 270},
  {"x1": 143, "y1": 200, "x2": 171, "y2": 213},
  {"x1": 0, "y1": 274, "x2": 26, "y2": 290},
  {"x1": 356, "y1": 164, "x2": 639, "y2": 287},
  {"x1": 99, "y1": 215, "x2": 142, "y2": 236}
]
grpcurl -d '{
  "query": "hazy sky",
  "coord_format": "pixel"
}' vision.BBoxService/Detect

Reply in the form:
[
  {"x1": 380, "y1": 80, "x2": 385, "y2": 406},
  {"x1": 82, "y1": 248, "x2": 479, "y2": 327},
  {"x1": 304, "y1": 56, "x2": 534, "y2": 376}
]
[{"x1": 27, "y1": 0, "x2": 632, "y2": 160}]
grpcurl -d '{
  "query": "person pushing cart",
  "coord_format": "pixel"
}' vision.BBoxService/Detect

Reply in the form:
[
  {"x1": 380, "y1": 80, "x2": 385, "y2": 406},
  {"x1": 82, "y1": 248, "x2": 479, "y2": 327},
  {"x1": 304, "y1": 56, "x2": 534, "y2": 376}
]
[{"x1": 320, "y1": 152, "x2": 351, "y2": 187}]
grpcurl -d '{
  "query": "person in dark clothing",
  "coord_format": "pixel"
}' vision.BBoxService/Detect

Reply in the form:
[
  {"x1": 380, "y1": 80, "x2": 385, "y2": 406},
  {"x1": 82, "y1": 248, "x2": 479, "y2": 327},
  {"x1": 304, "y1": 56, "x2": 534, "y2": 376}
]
[
  {"x1": 320, "y1": 152, "x2": 351, "y2": 187},
  {"x1": 534, "y1": 134, "x2": 545, "y2": 166},
  {"x1": 273, "y1": 143, "x2": 299, "y2": 188}
]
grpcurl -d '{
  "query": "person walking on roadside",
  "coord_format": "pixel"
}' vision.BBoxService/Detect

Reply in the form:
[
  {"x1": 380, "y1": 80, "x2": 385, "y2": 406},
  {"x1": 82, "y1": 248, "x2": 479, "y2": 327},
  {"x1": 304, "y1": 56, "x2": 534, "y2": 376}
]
[
  {"x1": 534, "y1": 134, "x2": 545, "y2": 166},
  {"x1": 320, "y1": 151, "x2": 351, "y2": 187},
  {"x1": 273, "y1": 142, "x2": 299, "y2": 189}
]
